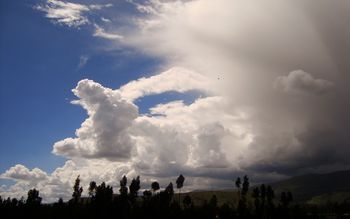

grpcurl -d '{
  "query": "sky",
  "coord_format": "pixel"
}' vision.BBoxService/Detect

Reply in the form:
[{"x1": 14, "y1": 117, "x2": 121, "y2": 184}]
[{"x1": 1, "y1": 0, "x2": 350, "y2": 202}]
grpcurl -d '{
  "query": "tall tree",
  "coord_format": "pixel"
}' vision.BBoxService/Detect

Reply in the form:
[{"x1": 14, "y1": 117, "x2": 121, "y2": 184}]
[
  {"x1": 252, "y1": 187, "x2": 261, "y2": 214},
  {"x1": 242, "y1": 175, "x2": 249, "y2": 196},
  {"x1": 119, "y1": 175, "x2": 128, "y2": 196},
  {"x1": 88, "y1": 181, "x2": 97, "y2": 198},
  {"x1": 183, "y1": 195, "x2": 192, "y2": 208},
  {"x1": 129, "y1": 176, "x2": 141, "y2": 198},
  {"x1": 235, "y1": 177, "x2": 242, "y2": 200},
  {"x1": 235, "y1": 177, "x2": 241, "y2": 189},
  {"x1": 280, "y1": 191, "x2": 293, "y2": 208},
  {"x1": 266, "y1": 185, "x2": 275, "y2": 205},
  {"x1": 165, "y1": 182, "x2": 174, "y2": 200},
  {"x1": 176, "y1": 174, "x2": 185, "y2": 205},
  {"x1": 72, "y1": 175, "x2": 83, "y2": 203}
]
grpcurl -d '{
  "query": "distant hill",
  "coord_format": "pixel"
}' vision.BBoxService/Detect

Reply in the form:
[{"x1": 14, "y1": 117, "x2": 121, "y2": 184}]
[
  {"x1": 271, "y1": 169, "x2": 350, "y2": 204},
  {"x1": 182, "y1": 169, "x2": 350, "y2": 206}
]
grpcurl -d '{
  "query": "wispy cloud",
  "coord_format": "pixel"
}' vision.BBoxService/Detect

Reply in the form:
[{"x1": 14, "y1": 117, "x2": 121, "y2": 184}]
[
  {"x1": 78, "y1": 55, "x2": 89, "y2": 69},
  {"x1": 101, "y1": 17, "x2": 111, "y2": 23},
  {"x1": 93, "y1": 24, "x2": 123, "y2": 40},
  {"x1": 35, "y1": 0, "x2": 112, "y2": 28}
]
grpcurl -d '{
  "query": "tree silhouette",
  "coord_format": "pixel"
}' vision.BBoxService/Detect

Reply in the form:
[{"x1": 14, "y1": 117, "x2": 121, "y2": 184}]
[
  {"x1": 237, "y1": 175, "x2": 249, "y2": 217},
  {"x1": 242, "y1": 175, "x2": 249, "y2": 196},
  {"x1": 88, "y1": 181, "x2": 97, "y2": 198},
  {"x1": 95, "y1": 182, "x2": 113, "y2": 205},
  {"x1": 280, "y1": 191, "x2": 293, "y2": 208},
  {"x1": 129, "y1": 176, "x2": 141, "y2": 198},
  {"x1": 143, "y1": 190, "x2": 152, "y2": 200},
  {"x1": 119, "y1": 175, "x2": 128, "y2": 196},
  {"x1": 252, "y1": 187, "x2": 261, "y2": 213},
  {"x1": 176, "y1": 174, "x2": 185, "y2": 205},
  {"x1": 176, "y1": 174, "x2": 185, "y2": 189},
  {"x1": 235, "y1": 177, "x2": 241, "y2": 200},
  {"x1": 1, "y1": 174, "x2": 342, "y2": 219},
  {"x1": 26, "y1": 188, "x2": 42, "y2": 206},
  {"x1": 266, "y1": 185, "x2": 275, "y2": 207},
  {"x1": 183, "y1": 195, "x2": 192, "y2": 208},
  {"x1": 235, "y1": 177, "x2": 241, "y2": 189},
  {"x1": 151, "y1": 181, "x2": 160, "y2": 194},
  {"x1": 72, "y1": 175, "x2": 83, "y2": 203},
  {"x1": 209, "y1": 195, "x2": 218, "y2": 208},
  {"x1": 165, "y1": 182, "x2": 174, "y2": 200},
  {"x1": 260, "y1": 183, "x2": 266, "y2": 212}
]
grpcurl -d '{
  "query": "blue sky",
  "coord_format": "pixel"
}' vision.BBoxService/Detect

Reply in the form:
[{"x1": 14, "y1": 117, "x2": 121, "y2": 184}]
[{"x1": 0, "y1": 0, "x2": 160, "y2": 174}]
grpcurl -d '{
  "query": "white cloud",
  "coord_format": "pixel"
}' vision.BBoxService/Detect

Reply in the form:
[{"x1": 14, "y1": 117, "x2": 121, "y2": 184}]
[
  {"x1": 93, "y1": 24, "x2": 123, "y2": 40},
  {"x1": 35, "y1": 0, "x2": 112, "y2": 28},
  {"x1": 1, "y1": 164, "x2": 47, "y2": 182},
  {"x1": 101, "y1": 17, "x2": 111, "y2": 23},
  {"x1": 53, "y1": 79, "x2": 138, "y2": 160},
  {"x1": 120, "y1": 67, "x2": 213, "y2": 101},
  {"x1": 89, "y1": 3, "x2": 113, "y2": 10},
  {"x1": 274, "y1": 70, "x2": 334, "y2": 95}
]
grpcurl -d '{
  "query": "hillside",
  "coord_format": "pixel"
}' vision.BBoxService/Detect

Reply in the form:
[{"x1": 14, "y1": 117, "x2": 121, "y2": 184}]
[
  {"x1": 271, "y1": 169, "x2": 350, "y2": 204},
  {"x1": 182, "y1": 169, "x2": 350, "y2": 206}
]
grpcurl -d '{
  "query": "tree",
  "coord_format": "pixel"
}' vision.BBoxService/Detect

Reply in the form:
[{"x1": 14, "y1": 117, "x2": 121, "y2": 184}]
[
  {"x1": 242, "y1": 175, "x2": 249, "y2": 196},
  {"x1": 252, "y1": 187, "x2": 261, "y2": 214},
  {"x1": 176, "y1": 174, "x2": 185, "y2": 204},
  {"x1": 26, "y1": 188, "x2": 42, "y2": 206},
  {"x1": 72, "y1": 175, "x2": 83, "y2": 202},
  {"x1": 176, "y1": 174, "x2": 185, "y2": 190},
  {"x1": 235, "y1": 177, "x2": 242, "y2": 200},
  {"x1": 151, "y1": 181, "x2": 160, "y2": 194},
  {"x1": 260, "y1": 184, "x2": 266, "y2": 210},
  {"x1": 95, "y1": 182, "x2": 113, "y2": 204},
  {"x1": 88, "y1": 181, "x2": 97, "y2": 198},
  {"x1": 266, "y1": 185, "x2": 275, "y2": 206},
  {"x1": 165, "y1": 182, "x2": 174, "y2": 200},
  {"x1": 280, "y1": 191, "x2": 293, "y2": 208},
  {"x1": 209, "y1": 195, "x2": 218, "y2": 208},
  {"x1": 183, "y1": 195, "x2": 192, "y2": 208},
  {"x1": 58, "y1": 198, "x2": 64, "y2": 205},
  {"x1": 119, "y1": 175, "x2": 128, "y2": 196},
  {"x1": 143, "y1": 190, "x2": 152, "y2": 200},
  {"x1": 237, "y1": 176, "x2": 249, "y2": 217},
  {"x1": 235, "y1": 177, "x2": 241, "y2": 189},
  {"x1": 18, "y1": 197, "x2": 25, "y2": 206},
  {"x1": 129, "y1": 176, "x2": 141, "y2": 198}
]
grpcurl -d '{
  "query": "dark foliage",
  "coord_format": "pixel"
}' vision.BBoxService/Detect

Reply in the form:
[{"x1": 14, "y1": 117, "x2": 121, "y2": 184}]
[
  {"x1": 151, "y1": 181, "x2": 160, "y2": 193},
  {"x1": 1, "y1": 174, "x2": 350, "y2": 219},
  {"x1": 176, "y1": 174, "x2": 185, "y2": 189},
  {"x1": 72, "y1": 175, "x2": 83, "y2": 203}
]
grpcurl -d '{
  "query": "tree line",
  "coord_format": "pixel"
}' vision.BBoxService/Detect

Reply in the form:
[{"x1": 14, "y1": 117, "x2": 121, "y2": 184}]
[{"x1": 0, "y1": 174, "x2": 349, "y2": 219}]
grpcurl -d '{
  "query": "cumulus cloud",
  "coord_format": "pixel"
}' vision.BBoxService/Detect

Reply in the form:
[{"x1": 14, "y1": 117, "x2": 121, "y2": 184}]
[
  {"x1": 35, "y1": 0, "x2": 112, "y2": 27},
  {"x1": 120, "y1": 0, "x2": 350, "y2": 174},
  {"x1": 274, "y1": 70, "x2": 334, "y2": 95},
  {"x1": 1, "y1": 164, "x2": 47, "y2": 182},
  {"x1": 53, "y1": 79, "x2": 138, "y2": 160}
]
